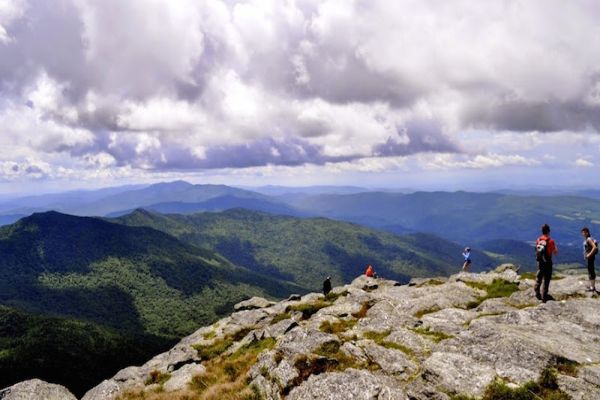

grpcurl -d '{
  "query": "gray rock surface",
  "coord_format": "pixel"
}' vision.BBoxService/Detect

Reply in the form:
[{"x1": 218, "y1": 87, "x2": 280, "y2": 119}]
[
  {"x1": 162, "y1": 363, "x2": 206, "y2": 392},
  {"x1": 68, "y1": 270, "x2": 600, "y2": 399},
  {"x1": 0, "y1": 379, "x2": 76, "y2": 400},
  {"x1": 286, "y1": 369, "x2": 406, "y2": 400},
  {"x1": 234, "y1": 296, "x2": 276, "y2": 311}
]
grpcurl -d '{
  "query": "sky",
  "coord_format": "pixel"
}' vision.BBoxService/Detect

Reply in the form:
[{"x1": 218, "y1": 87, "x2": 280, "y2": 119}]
[{"x1": 0, "y1": 0, "x2": 599, "y2": 195}]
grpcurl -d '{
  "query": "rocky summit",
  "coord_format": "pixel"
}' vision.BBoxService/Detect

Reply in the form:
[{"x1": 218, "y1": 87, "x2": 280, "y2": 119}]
[{"x1": 4, "y1": 265, "x2": 600, "y2": 400}]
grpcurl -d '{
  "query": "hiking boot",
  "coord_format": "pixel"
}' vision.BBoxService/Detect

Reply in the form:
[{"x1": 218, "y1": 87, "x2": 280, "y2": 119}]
[
  {"x1": 535, "y1": 291, "x2": 542, "y2": 300},
  {"x1": 542, "y1": 294, "x2": 554, "y2": 303},
  {"x1": 586, "y1": 287, "x2": 596, "y2": 292}
]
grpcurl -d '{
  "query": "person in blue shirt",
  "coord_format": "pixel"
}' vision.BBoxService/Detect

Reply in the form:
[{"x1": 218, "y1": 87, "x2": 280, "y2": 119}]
[{"x1": 462, "y1": 247, "x2": 472, "y2": 271}]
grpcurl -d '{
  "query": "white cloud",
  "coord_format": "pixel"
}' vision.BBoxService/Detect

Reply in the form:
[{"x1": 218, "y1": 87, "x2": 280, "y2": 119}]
[
  {"x1": 0, "y1": 0, "x2": 599, "y2": 188},
  {"x1": 423, "y1": 153, "x2": 539, "y2": 170},
  {"x1": 575, "y1": 158, "x2": 594, "y2": 167},
  {"x1": 0, "y1": 0, "x2": 25, "y2": 43}
]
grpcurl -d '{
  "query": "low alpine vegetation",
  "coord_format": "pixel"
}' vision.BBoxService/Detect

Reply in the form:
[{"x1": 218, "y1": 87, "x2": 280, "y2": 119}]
[
  {"x1": 409, "y1": 326, "x2": 453, "y2": 343},
  {"x1": 144, "y1": 370, "x2": 171, "y2": 386},
  {"x1": 464, "y1": 279, "x2": 520, "y2": 309},
  {"x1": 319, "y1": 319, "x2": 356, "y2": 335},
  {"x1": 363, "y1": 330, "x2": 415, "y2": 356},
  {"x1": 285, "y1": 301, "x2": 331, "y2": 320}
]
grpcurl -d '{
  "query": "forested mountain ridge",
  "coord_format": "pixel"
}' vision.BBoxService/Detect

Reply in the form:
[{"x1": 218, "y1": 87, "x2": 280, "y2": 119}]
[
  {"x1": 0, "y1": 211, "x2": 302, "y2": 396},
  {"x1": 115, "y1": 208, "x2": 496, "y2": 290}
]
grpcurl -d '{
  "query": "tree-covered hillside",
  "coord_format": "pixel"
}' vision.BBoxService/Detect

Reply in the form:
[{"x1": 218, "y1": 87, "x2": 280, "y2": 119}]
[
  {"x1": 116, "y1": 209, "x2": 495, "y2": 290},
  {"x1": 0, "y1": 211, "x2": 299, "y2": 337},
  {"x1": 0, "y1": 211, "x2": 304, "y2": 395},
  {"x1": 0, "y1": 305, "x2": 166, "y2": 398}
]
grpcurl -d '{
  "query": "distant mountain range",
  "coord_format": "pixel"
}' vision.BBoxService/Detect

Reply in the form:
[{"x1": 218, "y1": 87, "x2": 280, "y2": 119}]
[{"x1": 1, "y1": 180, "x2": 595, "y2": 268}]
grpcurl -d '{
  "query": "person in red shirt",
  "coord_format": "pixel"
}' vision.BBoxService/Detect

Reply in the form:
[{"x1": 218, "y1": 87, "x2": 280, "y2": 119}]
[
  {"x1": 365, "y1": 265, "x2": 375, "y2": 277},
  {"x1": 535, "y1": 224, "x2": 558, "y2": 302}
]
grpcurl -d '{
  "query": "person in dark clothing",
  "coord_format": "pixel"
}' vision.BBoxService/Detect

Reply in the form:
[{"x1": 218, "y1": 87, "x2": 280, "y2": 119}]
[
  {"x1": 581, "y1": 227, "x2": 597, "y2": 292},
  {"x1": 535, "y1": 224, "x2": 558, "y2": 302},
  {"x1": 323, "y1": 276, "x2": 332, "y2": 296}
]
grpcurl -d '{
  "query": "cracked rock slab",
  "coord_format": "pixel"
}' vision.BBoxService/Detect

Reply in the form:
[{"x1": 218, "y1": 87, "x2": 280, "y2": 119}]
[
  {"x1": 286, "y1": 368, "x2": 406, "y2": 400},
  {"x1": 423, "y1": 352, "x2": 495, "y2": 397}
]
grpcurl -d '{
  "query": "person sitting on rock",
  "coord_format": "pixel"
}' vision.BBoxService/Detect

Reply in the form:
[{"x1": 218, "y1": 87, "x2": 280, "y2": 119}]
[
  {"x1": 581, "y1": 227, "x2": 597, "y2": 292},
  {"x1": 323, "y1": 276, "x2": 332, "y2": 296},
  {"x1": 535, "y1": 223, "x2": 558, "y2": 302},
  {"x1": 365, "y1": 264, "x2": 377, "y2": 278}
]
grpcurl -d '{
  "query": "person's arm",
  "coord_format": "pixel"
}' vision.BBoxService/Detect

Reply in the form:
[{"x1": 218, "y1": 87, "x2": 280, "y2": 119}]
[{"x1": 552, "y1": 240, "x2": 558, "y2": 255}]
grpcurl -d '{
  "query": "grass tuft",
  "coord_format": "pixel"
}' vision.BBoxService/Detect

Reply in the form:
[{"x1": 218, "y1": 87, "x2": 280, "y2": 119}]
[
  {"x1": 554, "y1": 356, "x2": 579, "y2": 377},
  {"x1": 324, "y1": 290, "x2": 349, "y2": 302},
  {"x1": 362, "y1": 330, "x2": 415, "y2": 356},
  {"x1": 269, "y1": 312, "x2": 291, "y2": 325},
  {"x1": 319, "y1": 319, "x2": 356, "y2": 334},
  {"x1": 285, "y1": 301, "x2": 331, "y2": 320},
  {"x1": 520, "y1": 272, "x2": 537, "y2": 280},
  {"x1": 414, "y1": 306, "x2": 441, "y2": 319},
  {"x1": 203, "y1": 331, "x2": 217, "y2": 340},
  {"x1": 453, "y1": 365, "x2": 571, "y2": 400},
  {"x1": 419, "y1": 279, "x2": 446, "y2": 287},
  {"x1": 351, "y1": 302, "x2": 372, "y2": 319},
  {"x1": 464, "y1": 279, "x2": 520, "y2": 309},
  {"x1": 144, "y1": 370, "x2": 171, "y2": 386},
  {"x1": 409, "y1": 326, "x2": 453, "y2": 343}
]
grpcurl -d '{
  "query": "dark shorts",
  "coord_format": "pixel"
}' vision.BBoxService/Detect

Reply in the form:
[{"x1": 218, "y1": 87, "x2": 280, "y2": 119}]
[
  {"x1": 588, "y1": 256, "x2": 596, "y2": 280},
  {"x1": 465, "y1": 259, "x2": 472, "y2": 265}
]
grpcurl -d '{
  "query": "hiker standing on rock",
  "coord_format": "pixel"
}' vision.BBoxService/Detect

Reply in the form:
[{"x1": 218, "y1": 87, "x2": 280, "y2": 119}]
[
  {"x1": 535, "y1": 224, "x2": 558, "y2": 303},
  {"x1": 462, "y1": 247, "x2": 472, "y2": 272},
  {"x1": 323, "y1": 276, "x2": 332, "y2": 296},
  {"x1": 581, "y1": 227, "x2": 597, "y2": 292}
]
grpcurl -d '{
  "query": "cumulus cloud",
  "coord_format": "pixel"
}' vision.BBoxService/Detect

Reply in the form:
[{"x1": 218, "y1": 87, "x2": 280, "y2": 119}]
[
  {"x1": 575, "y1": 158, "x2": 594, "y2": 168},
  {"x1": 0, "y1": 0, "x2": 598, "y2": 184}
]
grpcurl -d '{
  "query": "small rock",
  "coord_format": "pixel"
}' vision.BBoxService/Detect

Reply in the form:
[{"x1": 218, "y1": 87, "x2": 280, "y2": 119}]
[
  {"x1": 558, "y1": 374, "x2": 600, "y2": 400},
  {"x1": 163, "y1": 363, "x2": 206, "y2": 392},
  {"x1": 288, "y1": 294, "x2": 302, "y2": 301},
  {"x1": 234, "y1": 296, "x2": 276, "y2": 311},
  {"x1": 423, "y1": 352, "x2": 495, "y2": 397},
  {"x1": 362, "y1": 342, "x2": 416, "y2": 377},
  {"x1": 81, "y1": 379, "x2": 122, "y2": 400},
  {"x1": 495, "y1": 264, "x2": 520, "y2": 273}
]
